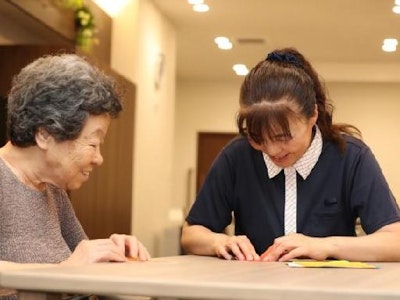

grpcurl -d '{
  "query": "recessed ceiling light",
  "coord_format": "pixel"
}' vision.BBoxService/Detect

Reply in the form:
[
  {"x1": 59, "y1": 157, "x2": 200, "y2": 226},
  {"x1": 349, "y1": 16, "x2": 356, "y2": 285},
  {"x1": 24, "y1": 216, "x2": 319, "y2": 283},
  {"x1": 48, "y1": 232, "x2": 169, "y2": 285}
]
[
  {"x1": 193, "y1": 3, "x2": 209, "y2": 12},
  {"x1": 214, "y1": 37, "x2": 233, "y2": 50},
  {"x1": 233, "y1": 64, "x2": 249, "y2": 76},
  {"x1": 392, "y1": 5, "x2": 400, "y2": 14},
  {"x1": 382, "y1": 38, "x2": 398, "y2": 52}
]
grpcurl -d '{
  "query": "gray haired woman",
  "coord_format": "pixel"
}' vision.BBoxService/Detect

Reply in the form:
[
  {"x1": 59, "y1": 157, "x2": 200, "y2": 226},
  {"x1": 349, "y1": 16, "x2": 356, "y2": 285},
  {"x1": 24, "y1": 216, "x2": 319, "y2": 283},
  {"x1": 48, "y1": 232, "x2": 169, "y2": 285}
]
[{"x1": 0, "y1": 54, "x2": 150, "y2": 270}]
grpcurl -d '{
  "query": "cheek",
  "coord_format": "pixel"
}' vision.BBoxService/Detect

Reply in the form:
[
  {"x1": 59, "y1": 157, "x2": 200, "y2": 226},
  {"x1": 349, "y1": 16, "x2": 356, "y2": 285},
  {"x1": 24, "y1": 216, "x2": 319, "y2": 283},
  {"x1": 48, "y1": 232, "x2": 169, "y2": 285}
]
[
  {"x1": 248, "y1": 139, "x2": 263, "y2": 151},
  {"x1": 289, "y1": 138, "x2": 309, "y2": 155},
  {"x1": 67, "y1": 155, "x2": 90, "y2": 179}
]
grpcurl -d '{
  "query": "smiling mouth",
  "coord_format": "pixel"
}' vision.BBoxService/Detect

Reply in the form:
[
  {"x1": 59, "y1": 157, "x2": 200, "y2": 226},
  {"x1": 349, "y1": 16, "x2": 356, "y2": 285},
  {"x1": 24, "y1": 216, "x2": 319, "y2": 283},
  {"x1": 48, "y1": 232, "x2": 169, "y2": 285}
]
[
  {"x1": 271, "y1": 154, "x2": 289, "y2": 162},
  {"x1": 270, "y1": 155, "x2": 293, "y2": 167}
]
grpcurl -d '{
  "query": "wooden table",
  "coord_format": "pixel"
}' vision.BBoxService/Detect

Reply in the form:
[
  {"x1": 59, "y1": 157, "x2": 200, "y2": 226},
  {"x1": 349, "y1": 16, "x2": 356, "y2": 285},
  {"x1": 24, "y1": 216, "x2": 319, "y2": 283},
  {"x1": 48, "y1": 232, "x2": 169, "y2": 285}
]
[{"x1": 0, "y1": 255, "x2": 399, "y2": 300}]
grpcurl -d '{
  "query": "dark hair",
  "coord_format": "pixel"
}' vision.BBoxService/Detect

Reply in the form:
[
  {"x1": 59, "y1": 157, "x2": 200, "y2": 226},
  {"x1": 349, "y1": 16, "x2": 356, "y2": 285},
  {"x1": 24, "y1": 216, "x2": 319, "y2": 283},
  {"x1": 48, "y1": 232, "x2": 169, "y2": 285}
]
[
  {"x1": 237, "y1": 47, "x2": 360, "y2": 152},
  {"x1": 7, "y1": 54, "x2": 122, "y2": 147}
]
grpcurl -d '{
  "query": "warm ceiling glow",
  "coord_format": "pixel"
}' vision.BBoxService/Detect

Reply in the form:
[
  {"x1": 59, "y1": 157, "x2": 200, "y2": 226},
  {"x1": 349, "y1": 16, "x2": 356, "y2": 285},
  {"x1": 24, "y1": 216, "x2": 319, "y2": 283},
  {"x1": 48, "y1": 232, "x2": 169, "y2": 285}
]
[{"x1": 92, "y1": 0, "x2": 130, "y2": 17}]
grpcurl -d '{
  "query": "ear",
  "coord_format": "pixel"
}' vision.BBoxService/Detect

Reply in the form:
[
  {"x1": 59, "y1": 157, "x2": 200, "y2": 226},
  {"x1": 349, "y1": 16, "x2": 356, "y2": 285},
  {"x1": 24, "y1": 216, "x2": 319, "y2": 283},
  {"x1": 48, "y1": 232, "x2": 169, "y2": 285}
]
[
  {"x1": 310, "y1": 104, "x2": 319, "y2": 125},
  {"x1": 247, "y1": 136, "x2": 263, "y2": 152},
  {"x1": 35, "y1": 127, "x2": 52, "y2": 150}
]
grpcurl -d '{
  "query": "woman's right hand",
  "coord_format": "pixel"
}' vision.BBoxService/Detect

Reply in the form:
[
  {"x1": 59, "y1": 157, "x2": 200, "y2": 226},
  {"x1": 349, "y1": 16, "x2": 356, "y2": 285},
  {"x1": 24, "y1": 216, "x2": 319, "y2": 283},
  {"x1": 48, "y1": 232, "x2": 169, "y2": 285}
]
[
  {"x1": 181, "y1": 223, "x2": 259, "y2": 261},
  {"x1": 62, "y1": 239, "x2": 128, "y2": 266},
  {"x1": 214, "y1": 234, "x2": 259, "y2": 261}
]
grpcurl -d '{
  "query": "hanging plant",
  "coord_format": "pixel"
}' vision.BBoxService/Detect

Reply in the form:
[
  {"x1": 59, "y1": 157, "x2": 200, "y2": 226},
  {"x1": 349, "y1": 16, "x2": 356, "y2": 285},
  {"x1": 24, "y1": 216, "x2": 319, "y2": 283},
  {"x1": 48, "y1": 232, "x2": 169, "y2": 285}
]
[
  {"x1": 75, "y1": 5, "x2": 98, "y2": 52},
  {"x1": 53, "y1": 0, "x2": 98, "y2": 52}
]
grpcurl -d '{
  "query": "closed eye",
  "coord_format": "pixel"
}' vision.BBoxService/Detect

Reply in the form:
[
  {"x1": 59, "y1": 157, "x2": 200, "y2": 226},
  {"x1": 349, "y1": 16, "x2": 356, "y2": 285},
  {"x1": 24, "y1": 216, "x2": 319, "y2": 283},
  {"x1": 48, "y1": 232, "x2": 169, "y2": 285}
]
[{"x1": 273, "y1": 134, "x2": 292, "y2": 142}]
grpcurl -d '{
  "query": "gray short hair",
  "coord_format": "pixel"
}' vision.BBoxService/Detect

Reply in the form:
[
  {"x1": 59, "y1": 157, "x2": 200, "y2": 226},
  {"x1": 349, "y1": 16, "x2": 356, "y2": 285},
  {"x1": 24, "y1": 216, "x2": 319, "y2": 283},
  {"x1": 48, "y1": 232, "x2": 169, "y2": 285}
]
[{"x1": 7, "y1": 54, "x2": 122, "y2": 147}]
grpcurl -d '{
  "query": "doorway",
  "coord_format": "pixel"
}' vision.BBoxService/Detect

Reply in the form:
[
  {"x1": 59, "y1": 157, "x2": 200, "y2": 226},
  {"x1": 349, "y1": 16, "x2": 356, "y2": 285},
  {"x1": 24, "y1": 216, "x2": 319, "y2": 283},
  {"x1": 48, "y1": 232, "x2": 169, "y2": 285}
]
[{"x1": 196, "y1": 132, "x2": 238, "y2": 192}]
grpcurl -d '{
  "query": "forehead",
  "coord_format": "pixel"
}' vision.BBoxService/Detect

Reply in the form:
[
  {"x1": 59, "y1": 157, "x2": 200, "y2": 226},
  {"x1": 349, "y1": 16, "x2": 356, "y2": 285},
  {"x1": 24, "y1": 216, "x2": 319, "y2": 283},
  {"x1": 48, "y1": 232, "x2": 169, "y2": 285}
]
[
  {"x1": 79, "y1": 114, "x2": 111, "y2": 139},
  {"x1": 243, "y1": 99, "x2": 307, "y2": 142}
]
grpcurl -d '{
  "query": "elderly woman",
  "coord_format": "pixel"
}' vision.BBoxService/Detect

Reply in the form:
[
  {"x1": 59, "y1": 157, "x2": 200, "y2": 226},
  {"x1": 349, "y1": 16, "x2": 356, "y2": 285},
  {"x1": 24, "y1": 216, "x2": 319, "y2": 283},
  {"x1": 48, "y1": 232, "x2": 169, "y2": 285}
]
[{"x1": 0, "y1": 54, "x2": 150, "y2": 268}]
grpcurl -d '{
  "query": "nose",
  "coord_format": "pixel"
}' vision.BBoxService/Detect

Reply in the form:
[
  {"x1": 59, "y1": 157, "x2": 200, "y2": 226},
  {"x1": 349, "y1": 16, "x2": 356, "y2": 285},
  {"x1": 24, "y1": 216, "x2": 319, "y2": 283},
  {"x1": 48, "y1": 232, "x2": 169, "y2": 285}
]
[
  {"x1": 93, "y1": 148, "x2": 104, "y2": 166},
  {"x1": 263, "y1": 141, "x2": 282, "y2": 157}
]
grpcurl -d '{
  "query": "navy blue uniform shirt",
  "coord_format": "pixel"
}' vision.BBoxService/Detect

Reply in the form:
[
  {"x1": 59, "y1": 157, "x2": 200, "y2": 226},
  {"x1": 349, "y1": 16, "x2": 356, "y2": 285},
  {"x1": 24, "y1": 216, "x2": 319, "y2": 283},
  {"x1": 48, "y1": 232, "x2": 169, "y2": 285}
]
[{"x1": 186, "y1": 135, "x2": 400, "y2": 254}]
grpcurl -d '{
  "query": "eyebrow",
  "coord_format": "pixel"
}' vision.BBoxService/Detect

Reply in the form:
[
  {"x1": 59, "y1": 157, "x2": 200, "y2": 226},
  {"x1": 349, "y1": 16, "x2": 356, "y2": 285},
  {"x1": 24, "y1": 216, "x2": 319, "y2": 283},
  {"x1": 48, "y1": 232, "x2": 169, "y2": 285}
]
[
  {"x1": 84, "y1": 128, "x2": 106, "y2": 140},
  {"x1": 272, "y1": 132, "x2": 292, "y2": 140}
]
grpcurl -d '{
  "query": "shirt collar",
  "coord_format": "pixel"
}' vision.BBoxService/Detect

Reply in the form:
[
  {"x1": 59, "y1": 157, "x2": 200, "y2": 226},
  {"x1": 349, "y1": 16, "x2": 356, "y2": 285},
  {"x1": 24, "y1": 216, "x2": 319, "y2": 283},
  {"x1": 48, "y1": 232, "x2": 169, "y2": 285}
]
[{"x1": 263, "y1": 126, "x2": 323, "y2": 180}]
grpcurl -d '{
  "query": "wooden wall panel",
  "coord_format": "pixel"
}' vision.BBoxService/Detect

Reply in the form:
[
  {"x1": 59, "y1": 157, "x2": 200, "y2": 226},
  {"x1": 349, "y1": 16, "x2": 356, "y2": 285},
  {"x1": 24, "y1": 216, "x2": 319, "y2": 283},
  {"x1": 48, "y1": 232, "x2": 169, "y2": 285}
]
[
  {"x1": 0, "y1": 46, "x2": 75, "y2": 95},
  {"x1": 7, "y1": 0, "x2": 75, "y2": 40},
  {"x1": 0, "y1": 96, "x2": 6, "y2": 147},
  {"x1": 0, "y1": 0, "x2": 74, "y2": 45},
  {"x1": 0, "y1": 46, "x2": 75, "y2": 146}
]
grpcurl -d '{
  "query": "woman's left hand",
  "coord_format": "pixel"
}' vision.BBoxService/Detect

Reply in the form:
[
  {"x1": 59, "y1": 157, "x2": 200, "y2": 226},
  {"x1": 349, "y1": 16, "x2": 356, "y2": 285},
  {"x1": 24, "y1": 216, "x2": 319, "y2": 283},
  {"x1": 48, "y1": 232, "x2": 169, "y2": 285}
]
[
  {"x1": 109, "y1": 234, "x2": 151, "y2": 261},
  {"x1": 261, "y1": 233, "x2": 331, "y2": 262}
]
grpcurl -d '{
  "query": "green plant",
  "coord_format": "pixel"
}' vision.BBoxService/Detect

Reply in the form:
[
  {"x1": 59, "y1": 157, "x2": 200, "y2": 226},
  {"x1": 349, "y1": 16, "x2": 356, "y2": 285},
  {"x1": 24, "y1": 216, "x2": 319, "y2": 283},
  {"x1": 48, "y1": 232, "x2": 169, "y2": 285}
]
[
  {"x1": 75, "y1": 5, "x2": 97, "y2": 51},
  {"x1": 54, "y1": 0, "x2": 97, "y2": 52}
]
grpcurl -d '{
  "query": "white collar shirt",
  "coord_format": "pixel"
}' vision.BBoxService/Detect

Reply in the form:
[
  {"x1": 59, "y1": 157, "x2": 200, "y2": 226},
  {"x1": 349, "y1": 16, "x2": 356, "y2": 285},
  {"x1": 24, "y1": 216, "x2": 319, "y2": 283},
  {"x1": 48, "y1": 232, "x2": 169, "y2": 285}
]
[{"x1": 262, "y1": 126, "x2": 323, "y2": 180}]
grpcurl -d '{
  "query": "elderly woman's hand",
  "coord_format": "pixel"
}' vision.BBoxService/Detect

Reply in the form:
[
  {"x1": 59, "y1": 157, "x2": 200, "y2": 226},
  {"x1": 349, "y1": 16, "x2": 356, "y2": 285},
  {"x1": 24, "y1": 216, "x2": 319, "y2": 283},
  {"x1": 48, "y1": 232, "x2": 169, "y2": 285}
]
[
  {"x1": 109, "y1": 233, "x2": 151, "y2": 261},
  {"x1": 63, "y1": 234, "x2": 150, "y2": 266}
]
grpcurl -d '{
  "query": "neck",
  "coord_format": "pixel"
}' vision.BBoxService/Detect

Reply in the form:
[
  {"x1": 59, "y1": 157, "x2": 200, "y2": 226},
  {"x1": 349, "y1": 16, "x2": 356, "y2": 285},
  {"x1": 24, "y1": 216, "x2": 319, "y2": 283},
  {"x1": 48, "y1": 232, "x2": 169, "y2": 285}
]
[{"x1": 0, "y1": 142, "x2": 46, "y2": 191}]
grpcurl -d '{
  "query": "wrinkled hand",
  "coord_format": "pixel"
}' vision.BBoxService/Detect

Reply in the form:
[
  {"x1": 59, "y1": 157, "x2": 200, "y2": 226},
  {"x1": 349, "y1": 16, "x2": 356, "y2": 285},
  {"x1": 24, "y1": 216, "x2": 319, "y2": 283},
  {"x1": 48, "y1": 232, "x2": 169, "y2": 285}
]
[
  {"x1": 261, "y1": 233, "x2": 330, "y2": 262},
  {"x1": 214, "y1": 234, "x2": 259, "y2": 261},
  {"x1": 109, "y1": 233, "x2": 150, "y2": 261},
  {"x1": 63, "y1": 234, "x2": 150, "y2": 266}
]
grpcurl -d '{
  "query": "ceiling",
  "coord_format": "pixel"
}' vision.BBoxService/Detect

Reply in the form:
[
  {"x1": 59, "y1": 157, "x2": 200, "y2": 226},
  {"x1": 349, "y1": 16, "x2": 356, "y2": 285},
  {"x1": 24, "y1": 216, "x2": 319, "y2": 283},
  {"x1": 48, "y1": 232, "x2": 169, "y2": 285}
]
[{"x1": 152, "y1": 0, "x2": 400, "y2": 82}]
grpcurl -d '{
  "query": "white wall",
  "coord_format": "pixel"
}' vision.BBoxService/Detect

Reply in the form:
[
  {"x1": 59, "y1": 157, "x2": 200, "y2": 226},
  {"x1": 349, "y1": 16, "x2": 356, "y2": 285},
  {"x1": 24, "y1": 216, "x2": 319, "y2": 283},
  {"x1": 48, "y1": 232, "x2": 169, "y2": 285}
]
[
  {"x1": 111, "y1": 0, "x2": 177, "y2": 256},
  {"x1": 329, "y1": 82, "x2": 400, "y2": 201}
]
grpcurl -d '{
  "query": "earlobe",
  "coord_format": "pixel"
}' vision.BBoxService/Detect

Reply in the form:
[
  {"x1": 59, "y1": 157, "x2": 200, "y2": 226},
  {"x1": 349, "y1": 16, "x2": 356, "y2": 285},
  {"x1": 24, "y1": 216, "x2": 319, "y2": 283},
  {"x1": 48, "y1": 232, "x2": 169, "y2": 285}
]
[
  {"x1": 35, "y1": 128, "x2": 51, "y2": 149},
  {"x1": 312, "y1": 104, "x2": 319, "y2": 124}
]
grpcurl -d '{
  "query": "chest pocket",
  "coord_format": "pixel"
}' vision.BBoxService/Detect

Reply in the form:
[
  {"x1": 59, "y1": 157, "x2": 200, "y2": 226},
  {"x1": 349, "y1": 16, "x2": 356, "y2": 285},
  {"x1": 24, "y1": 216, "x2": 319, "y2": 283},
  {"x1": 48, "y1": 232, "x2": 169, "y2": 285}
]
[{"x1": 310, "y1": 197, "x2": 348, "y2": 236}]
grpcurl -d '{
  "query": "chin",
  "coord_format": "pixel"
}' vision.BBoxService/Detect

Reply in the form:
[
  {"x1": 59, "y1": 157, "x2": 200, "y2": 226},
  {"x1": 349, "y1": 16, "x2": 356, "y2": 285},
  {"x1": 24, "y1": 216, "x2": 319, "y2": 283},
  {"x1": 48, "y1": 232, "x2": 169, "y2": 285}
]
[
  {"x1": 273, "y1": 160, "x2": 291, "y2": 168},
  {"x1": 66, "y1": 183, "x2": 84, "y2": 191}
]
